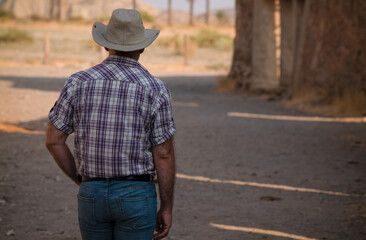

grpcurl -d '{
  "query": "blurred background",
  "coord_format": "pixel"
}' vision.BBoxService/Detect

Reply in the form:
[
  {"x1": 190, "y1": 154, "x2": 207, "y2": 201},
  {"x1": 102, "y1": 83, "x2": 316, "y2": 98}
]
[{"x1": 0, "y1": 0, "x2": 235, "y2": 75}]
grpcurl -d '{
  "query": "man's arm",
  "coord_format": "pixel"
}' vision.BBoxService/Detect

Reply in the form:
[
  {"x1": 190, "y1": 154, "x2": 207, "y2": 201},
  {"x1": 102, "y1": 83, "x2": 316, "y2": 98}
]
[
  {"x1": 153, "y1": 137, "x2": 176, "y2": 240},
  {"x1": 45, "y1": 121, "x2": 79, "y2": 185}
]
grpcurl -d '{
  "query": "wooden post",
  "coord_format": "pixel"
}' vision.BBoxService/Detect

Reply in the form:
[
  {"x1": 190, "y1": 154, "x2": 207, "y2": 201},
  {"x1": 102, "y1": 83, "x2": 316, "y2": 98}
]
[
  {"x1": 184, "y1": 34, "x2": 189, "y2": 65},
  {"x1": 132, "y1": 0, "x2": 137, "y2": 10},
  {"x1": 43, "y1": 33, "x2": 50, "y2": 65}
]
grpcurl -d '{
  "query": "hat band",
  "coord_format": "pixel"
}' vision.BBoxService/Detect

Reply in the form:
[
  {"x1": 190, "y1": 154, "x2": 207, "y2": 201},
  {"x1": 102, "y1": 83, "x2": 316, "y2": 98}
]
[{"x1": 103, "y1": 33, "x2": 147, "y2": 46}]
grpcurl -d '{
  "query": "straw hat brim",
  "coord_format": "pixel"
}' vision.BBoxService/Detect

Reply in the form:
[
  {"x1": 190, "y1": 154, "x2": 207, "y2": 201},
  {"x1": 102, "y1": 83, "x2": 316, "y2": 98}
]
[{"x1": 92, "y1": 22, "x2": 160, "y2": 52}]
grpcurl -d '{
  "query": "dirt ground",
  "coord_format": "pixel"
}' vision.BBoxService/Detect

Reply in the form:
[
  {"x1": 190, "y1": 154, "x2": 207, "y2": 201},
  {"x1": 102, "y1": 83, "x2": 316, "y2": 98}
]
[{"x1": 0, "y1": 62, "x2": 366, "y2": 240}]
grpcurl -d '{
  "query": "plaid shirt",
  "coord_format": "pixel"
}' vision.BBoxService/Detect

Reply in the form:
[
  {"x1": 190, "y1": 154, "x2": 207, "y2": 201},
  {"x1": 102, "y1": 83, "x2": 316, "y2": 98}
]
[{"x1": 49, "y1": 55, "x2": 176, "y2": 178}]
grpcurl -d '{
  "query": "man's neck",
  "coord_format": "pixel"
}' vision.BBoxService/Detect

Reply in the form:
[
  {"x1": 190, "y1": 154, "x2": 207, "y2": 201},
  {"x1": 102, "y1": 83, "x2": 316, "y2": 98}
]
[{"x1": 108, "y1": 50, "x2": 140, "y2": 61}]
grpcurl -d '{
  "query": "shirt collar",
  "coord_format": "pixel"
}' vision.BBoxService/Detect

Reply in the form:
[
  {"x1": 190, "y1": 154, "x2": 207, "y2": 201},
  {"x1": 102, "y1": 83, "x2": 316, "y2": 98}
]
[{"x1": 103, "y1": 55, "x2": 141, "y2": 68}]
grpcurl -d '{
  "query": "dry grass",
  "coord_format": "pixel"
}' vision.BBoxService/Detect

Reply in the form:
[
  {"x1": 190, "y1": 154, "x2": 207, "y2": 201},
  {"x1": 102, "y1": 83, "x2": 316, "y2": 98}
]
[
  {"x1": 283, "y1": 88, "x2": 366, "y2": 117},
  {"x1": 216, "y1": 76, "x2": 238, "y2": 93}
]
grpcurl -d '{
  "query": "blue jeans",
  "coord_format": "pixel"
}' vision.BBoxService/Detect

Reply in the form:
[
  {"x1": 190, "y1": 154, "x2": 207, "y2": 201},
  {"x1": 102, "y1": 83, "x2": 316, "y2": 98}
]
[{"x1": 78, "y1": 180, "x2": 157, "y2": 240}]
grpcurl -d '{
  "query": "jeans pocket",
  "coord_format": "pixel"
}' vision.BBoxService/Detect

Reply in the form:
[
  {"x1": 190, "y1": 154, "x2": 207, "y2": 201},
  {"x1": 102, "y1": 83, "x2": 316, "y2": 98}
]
[
  {"x1": 118, "y1": 196, "x2": 156, "y2": 229},
  {"x1": 77, "y1": 194, "x2": 95, "y2": 221}
]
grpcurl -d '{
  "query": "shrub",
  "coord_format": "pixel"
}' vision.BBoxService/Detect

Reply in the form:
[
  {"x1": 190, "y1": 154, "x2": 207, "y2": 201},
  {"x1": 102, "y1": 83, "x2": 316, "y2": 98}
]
[
  {"x1": 0, "y1": 10, "x2": 14, "y2": 21},
  {"x1": 67, "y1": 16, "x2": 91, "y2": 24},
  {"x1": 206, "y1": 63, "x2": 230, "y2": 71},
  {"x1": 140, "y1": 11, "x2": 154, "y2": 23},
  {"x1": 96, "y1": 14, "x2": 110, "y2": 22},
  {"x1": 157, "y1": 34, "x2": 198, "y2": 56},
  {"x1": 190, "y1": 29, "x2": 233, "y2": 51},
  {"x1": 216, "y1": 10, "x2": 229, "y2": 23},
  {"x1": 30, "y1": 14, "x2": 45, "y2": 21},
  {"x1": 157, "y1": 34, "x2": 183, "y2": 55},
  {"x1": 0, "y1": 29, "x2": 34, "y2": 43}
]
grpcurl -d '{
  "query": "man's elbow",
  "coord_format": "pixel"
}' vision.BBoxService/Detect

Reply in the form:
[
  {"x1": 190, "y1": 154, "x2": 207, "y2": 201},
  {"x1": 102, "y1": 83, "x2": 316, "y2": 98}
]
[
  {"x1": 45, "y1": 134, "x2": 64, "y2": 150},
  {"x1": 45, "y1": 122, "x2": 68, "y2": 150},
  {"x1": 153, "y1": 141, "x2": 175, "y2": 162},
  {"x1": 45, "y1": 138, "x2": 56, "y2": 150}
]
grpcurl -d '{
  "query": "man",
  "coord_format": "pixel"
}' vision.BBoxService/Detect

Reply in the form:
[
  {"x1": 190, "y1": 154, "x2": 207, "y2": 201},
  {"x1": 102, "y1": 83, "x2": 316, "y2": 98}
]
[{"x1": 45, "y1": 9, "x2": 176, "y2": 240}]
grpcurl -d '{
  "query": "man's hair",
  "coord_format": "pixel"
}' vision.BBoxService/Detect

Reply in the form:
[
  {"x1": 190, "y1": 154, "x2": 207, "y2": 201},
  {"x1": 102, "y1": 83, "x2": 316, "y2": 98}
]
[{"x1": 114, "y1": 49, "x2": 143, "y2": 58}]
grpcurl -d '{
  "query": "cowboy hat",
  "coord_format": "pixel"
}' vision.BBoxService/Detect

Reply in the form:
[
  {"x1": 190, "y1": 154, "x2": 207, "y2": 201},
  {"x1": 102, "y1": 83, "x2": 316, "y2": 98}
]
[{"x1": 92, "y1": 9, "x2": 160, "y2": 52}]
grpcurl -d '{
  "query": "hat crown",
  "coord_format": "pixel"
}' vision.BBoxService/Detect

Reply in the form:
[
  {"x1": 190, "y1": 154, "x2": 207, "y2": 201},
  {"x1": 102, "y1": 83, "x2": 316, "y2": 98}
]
[
  {"x1": 105, "y1": 9, "x2": 146, "y2": 46},
  {"x1": 92, "y1": 8, "x2": 160, "y2": 52}
]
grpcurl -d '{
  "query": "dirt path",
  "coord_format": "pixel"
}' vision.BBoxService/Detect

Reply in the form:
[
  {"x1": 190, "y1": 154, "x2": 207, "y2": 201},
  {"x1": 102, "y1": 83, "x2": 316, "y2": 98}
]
[{"x1": 0, "y1": 67, "x2": 365, "y2": 239}]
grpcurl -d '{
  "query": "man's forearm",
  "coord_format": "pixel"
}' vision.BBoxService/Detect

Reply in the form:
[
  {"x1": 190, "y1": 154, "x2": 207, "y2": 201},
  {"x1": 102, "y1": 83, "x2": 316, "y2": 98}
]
[
  {"x1": 153, "y1": 138, "x2": 176, "y2": 240},
  {"x1": 47, "y1": 142, "x2": 79, "y2": 185},
  {"x1": 153, "y1": 138, "x2": 176, "y2": 210},
  {"x1": 155, "y1": 155, "x2": 175, "y2": 210},
  {"x1": 46, "y1": 122, "x2": 79, "y2": 185}
]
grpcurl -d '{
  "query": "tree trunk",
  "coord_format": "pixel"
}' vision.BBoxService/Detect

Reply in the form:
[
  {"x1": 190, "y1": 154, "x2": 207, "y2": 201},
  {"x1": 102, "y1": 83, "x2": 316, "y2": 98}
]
[
  {"x1": 58, "y1": 0, "x2": 62, "y2": 21},
  {"x1": 292, "y1": 0, "x2": 366, "y2": 115},
  {"x1": 227, "y1": 0, "x2": 253, "y2": 90},
  {"x1": 168, "y1": 0, "x2": 172, "y2": 25},
  {"x1": 288, "y1": 0, "x2": 305, "y2": 92},
  {"x1": 188, "y1": 0, "x2": 194, "y2": 25},
  {"x1": 59, "y1": 0, "x2": 67, "y2": 21},
  {"x1": 205, "y1": 0, "x2": 210, "y2": 24},
  {"x1": 280, "y1": 0, "x2": 294, "y2": 88},
  {"x1": 49, "y1": 0, "x2": 57, "y2": 20},
  {"x1": 251, "y1": 0, "x2": 277, "y2": 89}
]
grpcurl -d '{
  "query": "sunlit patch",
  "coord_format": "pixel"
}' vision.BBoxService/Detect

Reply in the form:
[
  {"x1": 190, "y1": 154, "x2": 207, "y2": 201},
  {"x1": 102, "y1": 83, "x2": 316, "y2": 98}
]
[
  {"x1": 173, "y1": 101, "x2": 199, "y2": 107},
  {"x1": 177, "y1": 174, "x2": 365, "y2": 197},
  {"x1": 227, "y1": 112, "x2": 366, "y2": 123},
  {"x1": 210, "y1": 223, "x2": 317, "y2": 240},
  {"x1": 0, "y1": 122, "x2": 45, "y2": 135}
]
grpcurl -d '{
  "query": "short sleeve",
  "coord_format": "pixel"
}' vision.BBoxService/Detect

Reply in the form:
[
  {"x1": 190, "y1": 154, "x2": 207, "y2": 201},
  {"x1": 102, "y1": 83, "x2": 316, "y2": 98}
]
[
  {"x1": 149, "y1": 88, "x2": 176, "y2": 146},
  {"x1": 48, "y1": 78, "x2": 75, "y2": 134}
]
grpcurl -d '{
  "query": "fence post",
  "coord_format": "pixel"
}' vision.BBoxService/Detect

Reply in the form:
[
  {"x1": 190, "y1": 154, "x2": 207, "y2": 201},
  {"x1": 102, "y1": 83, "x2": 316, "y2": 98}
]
[
  {"x1": 184, "y1": 34, "x2": 189, "y2": 65},
  {"x1": 43, "y1": 33, "x2": 50, "y2": 65}
]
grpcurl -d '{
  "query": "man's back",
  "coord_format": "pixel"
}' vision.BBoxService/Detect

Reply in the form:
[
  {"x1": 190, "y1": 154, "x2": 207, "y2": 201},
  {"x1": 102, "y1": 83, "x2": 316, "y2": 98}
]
[{"x1": 49, "y1": 55, "x2": 175, "y2": 178}]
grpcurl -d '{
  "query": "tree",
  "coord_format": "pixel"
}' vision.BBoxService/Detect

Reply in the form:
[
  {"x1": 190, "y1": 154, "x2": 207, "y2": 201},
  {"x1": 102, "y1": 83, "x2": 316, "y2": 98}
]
[{"x1": 226, "y1": 0, "x2": 253, "y2": 89}]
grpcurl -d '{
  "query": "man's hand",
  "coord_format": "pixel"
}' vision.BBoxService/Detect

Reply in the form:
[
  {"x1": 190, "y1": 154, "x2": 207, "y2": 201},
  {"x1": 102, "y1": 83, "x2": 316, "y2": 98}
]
[{"x1": 154, "y1": 208, "x2": 172, "y2": 240}]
